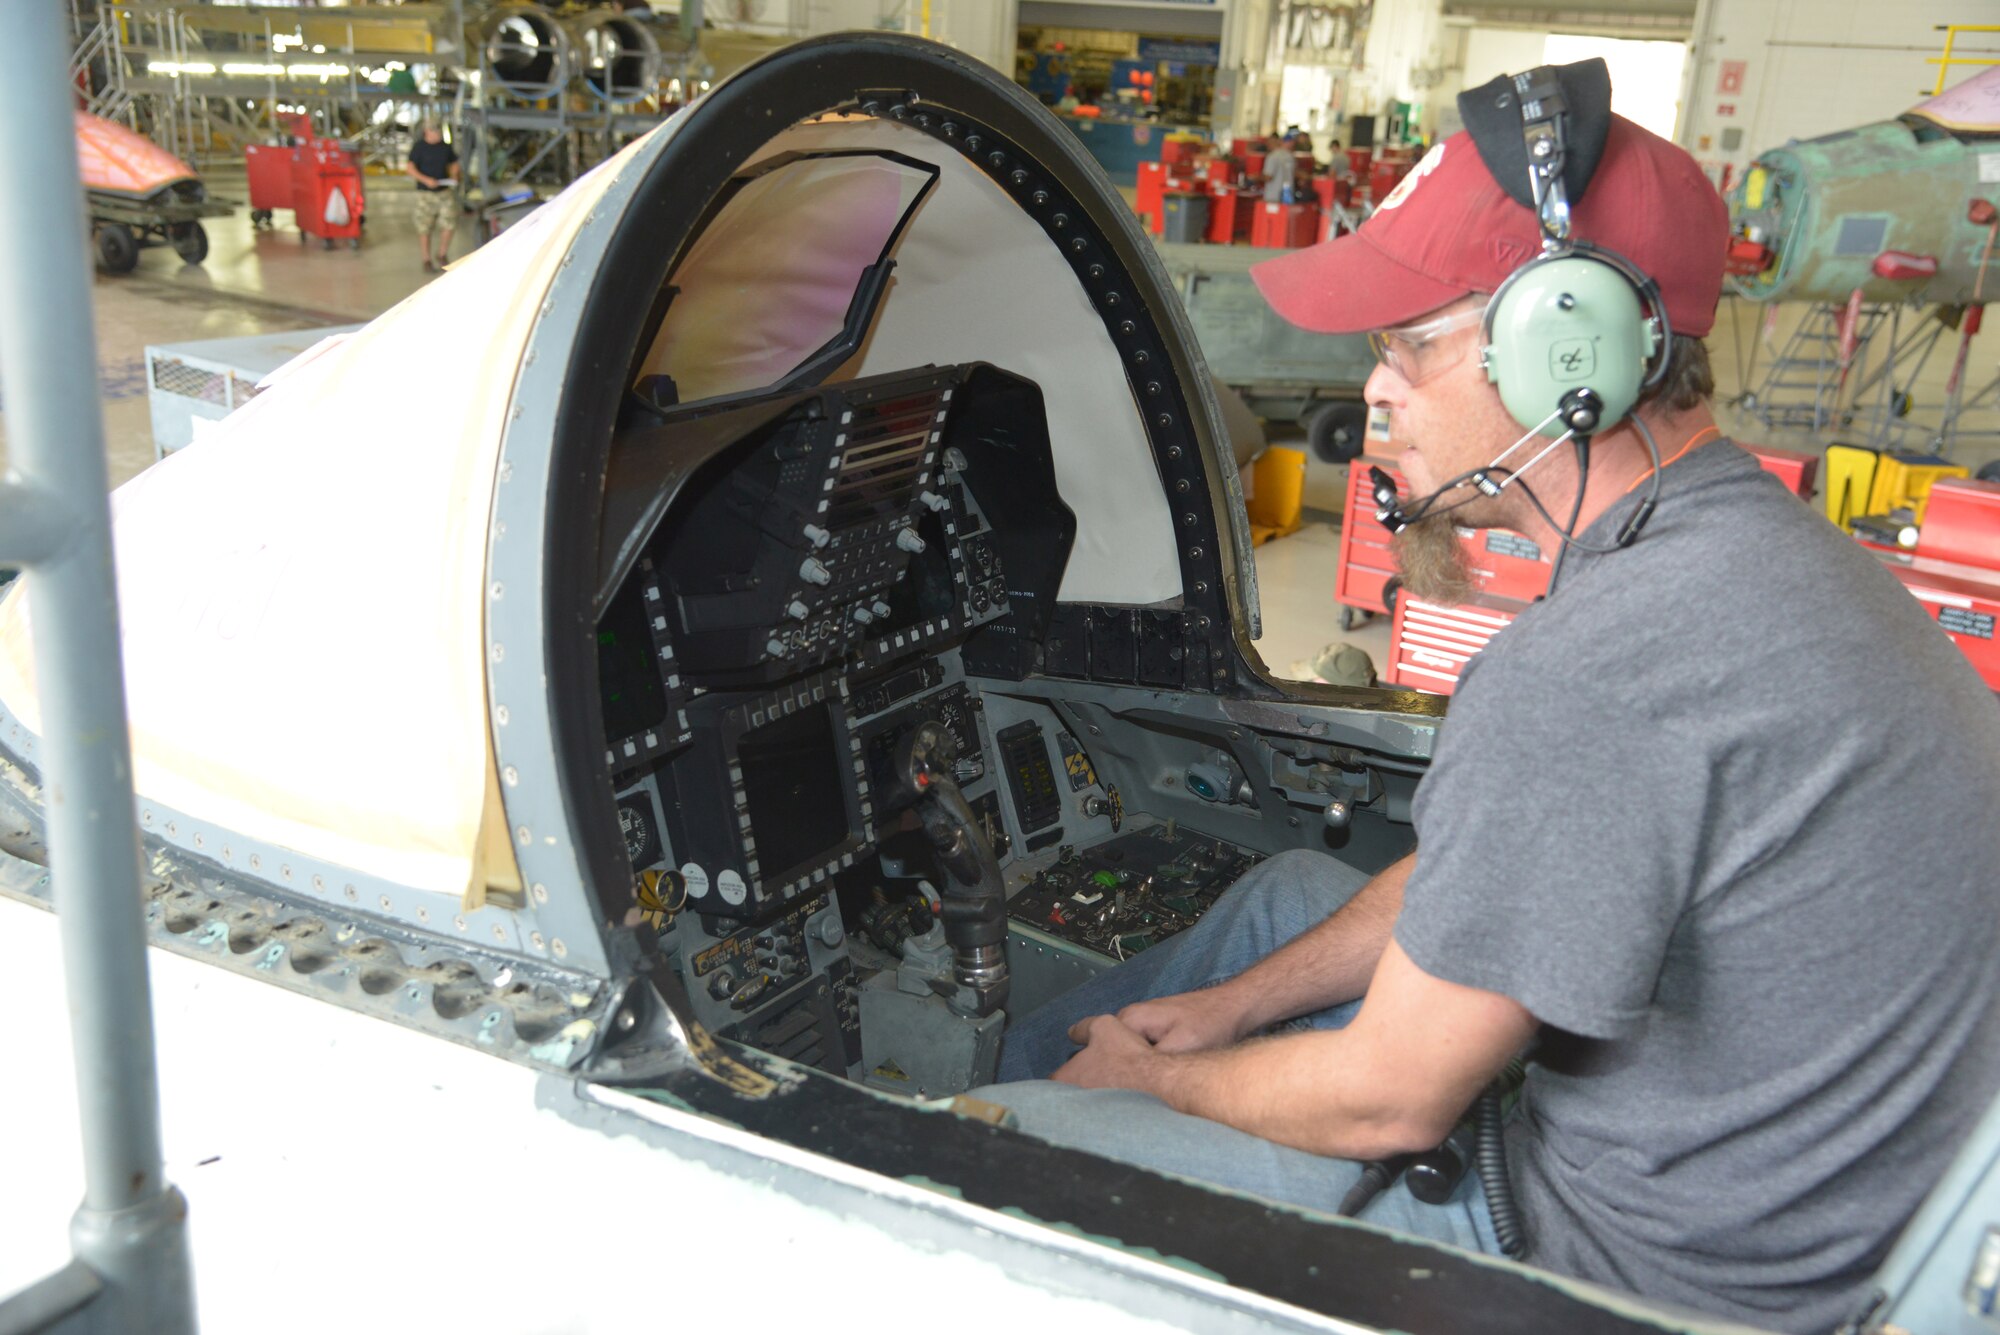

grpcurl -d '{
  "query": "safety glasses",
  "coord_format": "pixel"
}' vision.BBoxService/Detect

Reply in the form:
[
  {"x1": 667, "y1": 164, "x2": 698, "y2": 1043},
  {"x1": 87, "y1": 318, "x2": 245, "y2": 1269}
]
[{"x1": 1367, "y1": 305, "x2": 1485, "y2": 386}]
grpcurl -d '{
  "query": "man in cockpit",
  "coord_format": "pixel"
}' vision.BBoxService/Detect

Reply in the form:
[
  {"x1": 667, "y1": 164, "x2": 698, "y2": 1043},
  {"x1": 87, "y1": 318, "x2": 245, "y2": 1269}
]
[{"x1": 984, "y1": 76, "x2": 2000, "y2": 1335}]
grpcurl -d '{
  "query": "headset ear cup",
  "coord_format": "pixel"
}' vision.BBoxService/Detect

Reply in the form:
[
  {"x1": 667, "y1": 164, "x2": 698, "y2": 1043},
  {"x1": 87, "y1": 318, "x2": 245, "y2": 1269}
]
[{"x1": 1485, "y1": 253, "x2": 1651, "y2": 436}]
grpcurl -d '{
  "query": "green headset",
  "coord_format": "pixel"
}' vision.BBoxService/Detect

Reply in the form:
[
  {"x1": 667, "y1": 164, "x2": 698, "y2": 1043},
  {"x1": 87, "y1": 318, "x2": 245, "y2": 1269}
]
[{"x1": 1476, "y1": 64, "x2": 1671, "y2": 442}]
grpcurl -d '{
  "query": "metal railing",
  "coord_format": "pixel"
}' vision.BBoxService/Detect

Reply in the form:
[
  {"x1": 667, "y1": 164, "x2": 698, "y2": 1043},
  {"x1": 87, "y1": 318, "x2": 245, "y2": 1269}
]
[
  {"x1": 0, "y1": 3, "x2": 196, "y2": 1333},
  {"x1": 69, "y1": 20, "x2": 141, "y2": 126},
  {"x1": 68, "y1": 19, "x2": 111, "y2": 90},
  {"x1": 1928, "y1": 24, "x2": 2000, "y2": 96}
]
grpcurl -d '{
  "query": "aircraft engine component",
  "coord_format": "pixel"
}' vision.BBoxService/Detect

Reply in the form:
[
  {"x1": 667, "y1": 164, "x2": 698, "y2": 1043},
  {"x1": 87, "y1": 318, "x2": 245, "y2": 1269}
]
[
  {"x1": 569, "y1": 11, "x2": 662, "y2": 106},
  {"x1": 477, "y1": 3, "x2": 573, "y2": 101},
  {"x1": 75, "y1": 111, "x2": 200, "y2": 200},
  {"x1": 1728, "y1": 114, "x2": 2000, "y2": 307}
]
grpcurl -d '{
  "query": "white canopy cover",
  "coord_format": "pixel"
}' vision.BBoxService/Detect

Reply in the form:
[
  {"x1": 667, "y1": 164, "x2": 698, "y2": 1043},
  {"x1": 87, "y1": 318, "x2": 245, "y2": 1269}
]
[
  {"x1": 0, "y1": 146, "x2": 639, "y2": 902},
  {"x1": 0, "y1": 105, "x2": 1193, "y2": 911}
]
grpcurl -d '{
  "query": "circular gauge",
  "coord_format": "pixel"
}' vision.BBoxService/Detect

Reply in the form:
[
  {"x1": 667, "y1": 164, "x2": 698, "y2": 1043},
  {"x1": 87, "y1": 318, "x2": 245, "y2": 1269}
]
[
  {"x1": 618, "y1": 802, "x2": 653, "y2": 864},
  {"x1": 933, "y1": 694, "x2": 971, "y2": 754}
]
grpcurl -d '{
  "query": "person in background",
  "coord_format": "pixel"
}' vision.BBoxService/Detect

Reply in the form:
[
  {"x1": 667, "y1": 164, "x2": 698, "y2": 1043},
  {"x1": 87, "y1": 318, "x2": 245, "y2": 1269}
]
[
  {"x1": 406, "y1": 120, "x2": 459, "y2": 274},
  {"x1": 1261, "y1": 133, "x2": 1298, "y2": 204}
]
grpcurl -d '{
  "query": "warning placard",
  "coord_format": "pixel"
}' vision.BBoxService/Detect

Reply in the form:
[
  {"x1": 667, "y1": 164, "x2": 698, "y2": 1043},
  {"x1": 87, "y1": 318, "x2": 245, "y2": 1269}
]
[
  {"x1": 1485, "y1": 531, "x2": 1545, "y2": 562},
  {"x1": 1938, "y1": 606, "x2": 1995, "y2": 640}
]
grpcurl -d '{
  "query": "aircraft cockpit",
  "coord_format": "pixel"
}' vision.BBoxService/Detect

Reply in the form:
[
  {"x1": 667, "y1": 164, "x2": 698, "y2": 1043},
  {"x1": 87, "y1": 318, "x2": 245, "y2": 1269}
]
[
  {"x1": 5, "y1": 34, "x2": 1991, "y2": 1335},
  {"x1": 573, "y1": 112, "x2": 1435, "y2": 1096}
]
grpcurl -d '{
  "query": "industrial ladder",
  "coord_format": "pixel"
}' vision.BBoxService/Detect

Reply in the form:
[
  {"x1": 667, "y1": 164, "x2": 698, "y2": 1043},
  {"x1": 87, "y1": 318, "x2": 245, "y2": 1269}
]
[{"x1": 1740, "y1": 301, "x2": 1888, "y2": 434}]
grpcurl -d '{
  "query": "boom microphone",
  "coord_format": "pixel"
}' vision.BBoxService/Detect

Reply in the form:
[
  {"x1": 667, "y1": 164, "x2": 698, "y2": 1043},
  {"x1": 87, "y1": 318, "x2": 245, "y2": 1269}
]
[{"x1": 1368, "y1": 400, "x2": 1585, "y2": 534}]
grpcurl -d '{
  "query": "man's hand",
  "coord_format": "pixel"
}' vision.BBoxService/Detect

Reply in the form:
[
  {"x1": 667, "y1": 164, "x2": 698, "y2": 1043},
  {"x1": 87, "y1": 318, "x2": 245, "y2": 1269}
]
[
  {"x1": 1115, "y1": 986, "x2": 1256, "y2": 1054},
  {"x1": 1052, "y1": 1014, "x2": 1175, "y2": 1094}
]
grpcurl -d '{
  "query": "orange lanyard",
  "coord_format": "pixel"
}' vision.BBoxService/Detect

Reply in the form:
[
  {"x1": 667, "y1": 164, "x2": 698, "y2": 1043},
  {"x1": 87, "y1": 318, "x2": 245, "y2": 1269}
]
[{"x1": 1623, "y1": 425, "x2": 1722, "y2": 496}]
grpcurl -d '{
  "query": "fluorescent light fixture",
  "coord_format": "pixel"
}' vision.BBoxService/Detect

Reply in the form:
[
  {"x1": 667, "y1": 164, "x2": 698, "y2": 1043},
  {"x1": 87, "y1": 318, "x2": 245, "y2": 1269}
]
[{"x1": 206, "y1": 61, "x2": 352, "y2": 79}]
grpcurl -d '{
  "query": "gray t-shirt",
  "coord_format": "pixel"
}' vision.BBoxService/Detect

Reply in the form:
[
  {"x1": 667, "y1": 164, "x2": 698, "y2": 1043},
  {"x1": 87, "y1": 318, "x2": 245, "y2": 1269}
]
[{"x1": 1395, "y1": 439, "x2": 2000, "y2": 1333}]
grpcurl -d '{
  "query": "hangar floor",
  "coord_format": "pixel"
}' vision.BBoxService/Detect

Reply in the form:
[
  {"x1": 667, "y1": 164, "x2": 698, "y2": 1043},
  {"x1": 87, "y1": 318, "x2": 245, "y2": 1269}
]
[
  {"x1": 0, "y1": 167, "x2": 434, "y2": 487},
  {"x1": 7, "y1": 168, "x2": 1992, "y2": 688}
]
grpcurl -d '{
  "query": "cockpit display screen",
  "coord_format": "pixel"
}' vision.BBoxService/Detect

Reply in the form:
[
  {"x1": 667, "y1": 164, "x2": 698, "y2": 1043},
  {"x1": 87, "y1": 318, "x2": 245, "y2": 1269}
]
[
  {"x1": 738, "y1": 703, "x2": 848, "y2": 880},
  {"x1": 597, "y1": 589, "x2": 668, "y2": 743}
]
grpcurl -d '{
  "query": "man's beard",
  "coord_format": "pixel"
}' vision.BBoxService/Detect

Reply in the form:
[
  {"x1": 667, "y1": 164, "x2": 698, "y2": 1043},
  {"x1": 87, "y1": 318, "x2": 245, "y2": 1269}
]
[{"x1": 1392, "y1": 515, "x2": 1477, "y2": 606}]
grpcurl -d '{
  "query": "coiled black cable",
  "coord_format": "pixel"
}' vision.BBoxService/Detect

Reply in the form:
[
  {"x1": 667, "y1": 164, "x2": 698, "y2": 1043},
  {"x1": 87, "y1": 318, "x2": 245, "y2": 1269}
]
[{"x1": 1476, "y1": 1067, "x2": 1528, "y2": 1257}]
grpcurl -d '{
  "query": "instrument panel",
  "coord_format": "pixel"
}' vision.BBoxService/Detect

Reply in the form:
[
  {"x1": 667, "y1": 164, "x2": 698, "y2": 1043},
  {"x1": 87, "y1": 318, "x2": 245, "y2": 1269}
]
[
  {"x1": 593, "y1": 358, "x2": 1268, "y2": 1088},
  {"x1": 613, "y1": 658, "x2": 1003, "y2": 1074},
  {"x1": 599, "y1": 366, "x2": 1034, "y2": 930},
  {"x1": 646, "y1": 365, "x2": 1006, "y2": 689},
  {"x1": 1007, "y1": 826, "x2": 1263, "y2": 959},
  {"x1": 594, "y1": 361, "x2": 1068, "y2": 1074}
]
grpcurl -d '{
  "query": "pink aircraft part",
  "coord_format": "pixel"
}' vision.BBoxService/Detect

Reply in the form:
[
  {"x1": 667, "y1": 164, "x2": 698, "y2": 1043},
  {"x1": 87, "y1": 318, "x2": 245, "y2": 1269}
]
[
  {"x1": 75, "y1": 111, "x2": 198, "y2": 197},
  {"x1": 1909, "y1": 65, "x2": 2000, "y2": 135}
]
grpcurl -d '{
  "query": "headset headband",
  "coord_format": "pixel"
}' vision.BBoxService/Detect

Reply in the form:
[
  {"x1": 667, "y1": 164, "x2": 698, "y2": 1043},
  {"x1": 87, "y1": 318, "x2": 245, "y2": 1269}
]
[
  {"x1": 1456, "y1": 59, "x2": 1611, "y2": 216},
  {"x1": 1512, "y1": 67, "x2": 1572, "y2": 249}
]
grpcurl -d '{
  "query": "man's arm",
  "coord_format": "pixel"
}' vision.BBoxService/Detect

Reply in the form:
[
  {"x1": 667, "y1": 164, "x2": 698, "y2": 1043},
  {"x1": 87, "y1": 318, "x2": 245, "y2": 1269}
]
[
  {"x1": 405, "y1": 159, "x2": 432, "y2": 187},
  {"x1": 1059, "y1": 939, "x2": 1536, "y2": 1160},
  {"x1": 1117, "y1": 852, "x2": 1412, "y2": 1051}
]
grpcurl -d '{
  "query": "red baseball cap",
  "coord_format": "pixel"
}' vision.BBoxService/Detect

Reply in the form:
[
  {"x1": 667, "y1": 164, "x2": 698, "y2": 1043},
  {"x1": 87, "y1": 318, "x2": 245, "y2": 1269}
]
[{"x1": 1250, "y1": 114, "x2": 1728, "y2": 337}]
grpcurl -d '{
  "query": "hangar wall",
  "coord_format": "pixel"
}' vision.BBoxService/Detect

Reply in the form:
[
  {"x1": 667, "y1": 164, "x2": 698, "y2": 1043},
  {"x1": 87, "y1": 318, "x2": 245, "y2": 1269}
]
[
  {"x1": 782, "y1": 0, "x2": 1454, "y2": 147},
  {"x1": 794, "y1": 0, "x2": 1022, "y2": 75},
  {"x1": 1458, "y1": 25, "x2": 1549, "y2": 92},
  {"x1": 1357, "y1": 0, "x2": 1451, "y2": 125},
  {"x1": 779, "y1": 0, "x2": 1974, "y2": 163},
  {"x1": 1680, "y1": 0, "x2": 1990, "y2": 185}
]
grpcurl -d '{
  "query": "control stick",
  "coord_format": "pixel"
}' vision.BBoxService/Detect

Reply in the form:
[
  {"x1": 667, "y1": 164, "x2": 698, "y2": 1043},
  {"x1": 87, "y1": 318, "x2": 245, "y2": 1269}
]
[{"x1": 896, "y1": 722, "x2": 1009, "y2": 1017}]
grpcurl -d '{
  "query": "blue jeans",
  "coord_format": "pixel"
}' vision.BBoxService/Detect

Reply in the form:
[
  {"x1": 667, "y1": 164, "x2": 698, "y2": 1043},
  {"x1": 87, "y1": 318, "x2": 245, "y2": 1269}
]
[{"x1": 976, "y1": 849, "x2": 1499, "y2": 1254}]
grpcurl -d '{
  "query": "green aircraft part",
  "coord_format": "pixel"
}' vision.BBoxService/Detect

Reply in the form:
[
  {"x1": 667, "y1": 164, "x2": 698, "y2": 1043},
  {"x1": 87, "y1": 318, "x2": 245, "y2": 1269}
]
[{"x1": 1728, "y1": 117, "x2": 1999, "y2": 307}]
